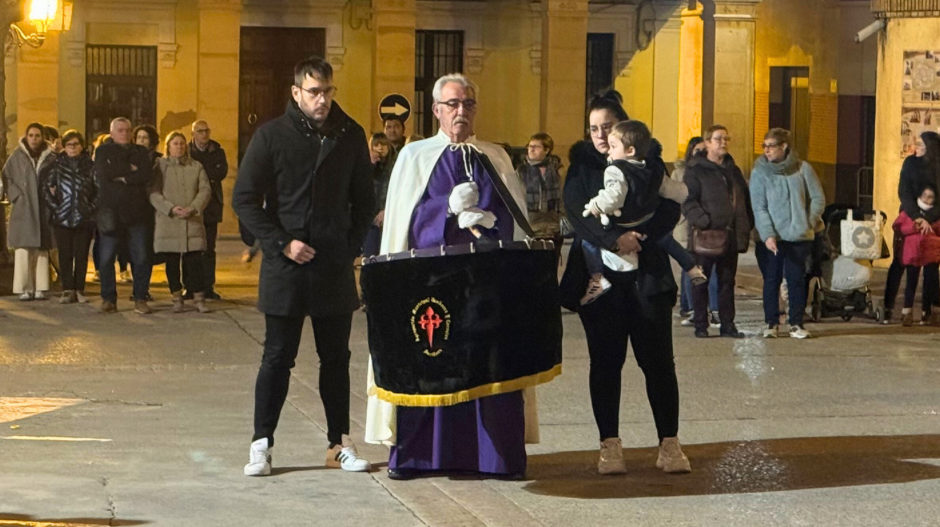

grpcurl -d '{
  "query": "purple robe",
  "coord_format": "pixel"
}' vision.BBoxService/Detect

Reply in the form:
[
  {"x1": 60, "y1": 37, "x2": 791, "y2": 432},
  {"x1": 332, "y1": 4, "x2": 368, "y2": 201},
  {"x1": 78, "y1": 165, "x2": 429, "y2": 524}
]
[{"x1": 388, "y1": 146, "x2": 527, "y2": 476}]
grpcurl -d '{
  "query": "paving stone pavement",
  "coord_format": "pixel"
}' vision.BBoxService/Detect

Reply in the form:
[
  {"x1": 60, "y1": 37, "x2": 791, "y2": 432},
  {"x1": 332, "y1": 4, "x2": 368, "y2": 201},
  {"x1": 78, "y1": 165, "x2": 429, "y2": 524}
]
[{"x1": 0, "y1": 240, "x2": 938, "y2": 527}]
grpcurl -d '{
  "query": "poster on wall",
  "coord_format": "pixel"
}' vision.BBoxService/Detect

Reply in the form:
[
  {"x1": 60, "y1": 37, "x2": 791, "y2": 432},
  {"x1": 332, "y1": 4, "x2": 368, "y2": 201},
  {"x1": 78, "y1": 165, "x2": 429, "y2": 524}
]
[{"x1": 901, "y1": 51, "x2": 940, "y2": 156}]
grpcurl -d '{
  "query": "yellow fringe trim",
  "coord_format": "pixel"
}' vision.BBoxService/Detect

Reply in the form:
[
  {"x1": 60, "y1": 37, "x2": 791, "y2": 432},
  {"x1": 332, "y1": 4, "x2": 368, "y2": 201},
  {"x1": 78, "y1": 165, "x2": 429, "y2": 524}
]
[{"x1": 374, "y1": 364, "x2": 562, "y2": 407}]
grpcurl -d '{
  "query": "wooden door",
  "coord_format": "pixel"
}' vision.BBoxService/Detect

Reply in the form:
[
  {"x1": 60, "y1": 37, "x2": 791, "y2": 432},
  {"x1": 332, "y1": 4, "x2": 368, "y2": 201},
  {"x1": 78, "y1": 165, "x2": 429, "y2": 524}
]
[{"x1": 238, "y1": 27, "x2": 326, "y2": 161}]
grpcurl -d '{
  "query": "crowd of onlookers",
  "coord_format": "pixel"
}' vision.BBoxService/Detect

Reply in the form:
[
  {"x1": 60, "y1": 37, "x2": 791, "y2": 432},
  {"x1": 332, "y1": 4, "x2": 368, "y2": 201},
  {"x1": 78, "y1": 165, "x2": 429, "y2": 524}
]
[{"x1": 0, "y1": 117, "x2": 229, "y2": 314}]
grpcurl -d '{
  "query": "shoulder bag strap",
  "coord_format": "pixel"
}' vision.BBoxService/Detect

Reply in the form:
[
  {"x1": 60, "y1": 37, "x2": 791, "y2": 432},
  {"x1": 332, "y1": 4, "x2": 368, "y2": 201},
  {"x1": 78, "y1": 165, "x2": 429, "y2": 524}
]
[{"x1": 477, "y1": 152, "x2": 536, "y2": 237}]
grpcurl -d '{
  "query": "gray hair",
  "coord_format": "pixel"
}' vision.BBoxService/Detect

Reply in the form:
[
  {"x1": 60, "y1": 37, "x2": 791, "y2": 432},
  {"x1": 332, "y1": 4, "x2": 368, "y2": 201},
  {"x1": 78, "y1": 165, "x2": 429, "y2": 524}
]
[
  {"x1": 432, "y1": 73, "x2": 478, "y2": 102},
  {"x1": 110, "y1": 117, "x2": 132, "y2": 130}
]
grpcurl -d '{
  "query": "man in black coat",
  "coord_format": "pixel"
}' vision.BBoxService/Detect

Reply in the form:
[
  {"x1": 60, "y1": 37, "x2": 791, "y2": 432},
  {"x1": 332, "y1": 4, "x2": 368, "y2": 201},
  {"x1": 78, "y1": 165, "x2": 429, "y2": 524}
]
[
  {"x1": 188, "y1": 120, "x2": 229, "y2": 300},
  {"x1": 233, "y1": 56, "x2": 374, "y2": 477},
  {"x1": 94, "y1": 117, "x2": 155, "y2": 314}
]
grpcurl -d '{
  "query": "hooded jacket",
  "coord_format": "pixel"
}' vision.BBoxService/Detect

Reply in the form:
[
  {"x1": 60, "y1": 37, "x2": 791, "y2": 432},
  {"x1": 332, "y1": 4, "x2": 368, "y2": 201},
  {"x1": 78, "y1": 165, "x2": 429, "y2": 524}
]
[
  {"x1": 2, "y1": 139, "x2": 55, "y2": 248},
  {"x1": 40, "y1": 151, "x2": 97, "y2": 229},
  {"x1": 749, "y1": 150, "x2": 826, "y2": 243},
  {"x1": 682, "y1": 151, "x2": 754, "y2": 253},
  {"x1": 232, "y1": 100, "x2": 374, "y2": 317}
]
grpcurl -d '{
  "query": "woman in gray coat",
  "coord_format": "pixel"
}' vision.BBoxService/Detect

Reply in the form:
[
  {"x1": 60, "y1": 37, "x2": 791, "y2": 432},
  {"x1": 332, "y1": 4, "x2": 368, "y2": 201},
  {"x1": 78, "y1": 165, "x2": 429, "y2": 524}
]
[
  {"x1": 1, "y1": 123, "x2": 56, "y2": 300},
  {"x1": 750, "y1": 128, "x2": 825, "y2": 339},
  {"x1": 150, "y1": 132, "x2": 211, "y2": 313}
]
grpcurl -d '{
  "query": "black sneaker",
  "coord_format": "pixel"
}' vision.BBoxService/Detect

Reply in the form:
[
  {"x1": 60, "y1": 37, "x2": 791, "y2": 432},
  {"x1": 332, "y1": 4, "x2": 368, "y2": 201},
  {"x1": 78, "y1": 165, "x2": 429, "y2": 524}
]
[
  {"x1": 694, "y1": 329, "x2": 709, "y2": 338},
  {"x1": 182, "y1": 290, "x2": 194, "y2": 300},
  {"x1": 882, "y1": 308, "x2": 892, "y2": 325},
  {"x1": 720, "y1": 325, "x2": 746, "y2": 338},
  {"x1": 204, "y1": 290, "x2": 222, "y2": 301}
]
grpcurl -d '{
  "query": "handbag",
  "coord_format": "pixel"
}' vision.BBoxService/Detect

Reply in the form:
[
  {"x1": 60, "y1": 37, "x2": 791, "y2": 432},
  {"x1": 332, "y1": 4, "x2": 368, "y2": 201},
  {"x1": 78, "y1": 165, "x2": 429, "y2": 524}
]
[
  {"x1": 96, "y1": 207, "x2": 119, "y2": 235},
  {"x1": 690, "y1": 177, "x2": 735, "y2": 257},
  {"x1": 840, "y1": 208, "x2": 884, "y2": 260},
  {"x1": 691, "y1": 228, "x2": 730, "y2": 257}
]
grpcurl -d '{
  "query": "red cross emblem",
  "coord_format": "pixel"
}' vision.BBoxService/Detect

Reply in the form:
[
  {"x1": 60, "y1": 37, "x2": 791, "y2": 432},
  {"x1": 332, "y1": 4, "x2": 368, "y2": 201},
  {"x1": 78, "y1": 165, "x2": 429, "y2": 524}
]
[{"x1": 418, "y1": 306, "x2": 442, "y2": 346}]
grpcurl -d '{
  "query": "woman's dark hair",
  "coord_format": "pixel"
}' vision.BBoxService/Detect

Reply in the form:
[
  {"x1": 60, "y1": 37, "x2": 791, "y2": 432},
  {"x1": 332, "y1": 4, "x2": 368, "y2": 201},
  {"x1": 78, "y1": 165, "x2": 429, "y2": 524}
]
[
  {"x1": 43, "y1": 125, "x2": 59, "y2": 141},
  {"x1": 61, "y1": 129, "x2": 86, "y2": 149},
  {"x1": 587, "y1": 89, "x2": 629, "y2": 122},
  {"x1": 922, "y1": 131, "x2": 940, "y2": 184},
  {"x1": 25, "y1": 122, "x2": 45, "y2": 136},
  {"x1": 133, "y1": 125, "x2": 160, "y2": 152},
  {"x1": 684, "y1": 136, "x2": 704, "y2": 163}
]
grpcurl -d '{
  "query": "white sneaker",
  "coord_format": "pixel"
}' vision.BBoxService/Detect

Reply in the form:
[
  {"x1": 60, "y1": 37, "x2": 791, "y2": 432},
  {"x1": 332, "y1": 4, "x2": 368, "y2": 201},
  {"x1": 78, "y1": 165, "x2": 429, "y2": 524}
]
[
  {"x1": 34, "y1": 291, "x2": 47, "y2": 300},
  {"x1": 789, "y1": 325, "x2": 811, "y2": 339},
  {"x1": 244, "y1": 438, "x2": 272, "y2": 476},
  {"x1": 680, "y1": 315, "x2": 694, "y2": 327},
  {"x1": 597, "y1": 437, "x2": 627, "y2": 475},
  {"x1": 580, "y1": 276, "x2": 613, "y2": 306},
  {"x1": 325, "y1": 435, "x2": 371, "y2": 472},
  {"x1": 709, "y1": 311, "x2": 721, "y2": 329},
  {"x1": 76, "y1": 291, "x2": 89, "y2": 304},
  {"x1": 763, "y1": 325, "x2": 778, "y2": 338},
  {"x1": 18, "y1": 292, "x2": 34, "y2": 301}
]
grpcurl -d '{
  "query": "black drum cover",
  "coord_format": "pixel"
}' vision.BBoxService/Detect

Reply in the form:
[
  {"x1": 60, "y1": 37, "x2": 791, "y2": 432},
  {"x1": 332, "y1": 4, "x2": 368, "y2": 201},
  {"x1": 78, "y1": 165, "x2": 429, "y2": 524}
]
[{"x1": 360, "y1": 247, "x2": 563, "y2": 407}]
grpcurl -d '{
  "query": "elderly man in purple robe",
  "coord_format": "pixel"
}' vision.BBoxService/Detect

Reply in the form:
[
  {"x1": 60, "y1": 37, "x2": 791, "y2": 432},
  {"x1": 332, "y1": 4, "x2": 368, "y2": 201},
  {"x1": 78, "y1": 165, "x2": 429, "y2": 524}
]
[{"x1": 364, "y1": 73, "x2": 539, "y2": 480}]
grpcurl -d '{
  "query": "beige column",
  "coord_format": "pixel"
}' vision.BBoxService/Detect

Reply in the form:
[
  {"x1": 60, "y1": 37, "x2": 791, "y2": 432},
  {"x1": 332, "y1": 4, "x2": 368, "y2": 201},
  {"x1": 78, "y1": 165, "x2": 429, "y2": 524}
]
[
  {"x1": 540, "y1": 0, "x2": 589, "y2": 163},
  {"x1": 677, "y1": 5, "x2": 704, "y2": 157},
  {"x1": 702, "y1": 0, "x2": 760, "y2": 174},
  {"x1": 651, "y1": 14, "x2": 682, "y2": 162},
  {"x1": 197, "y1": 0, "x2": 241, "y2": 235},
  {"x1": 16, "y1": 31, "x2": 60, "y2": 136},
  {"x1": 372, "y1": 0, "x2": 416, "y2": 133}
]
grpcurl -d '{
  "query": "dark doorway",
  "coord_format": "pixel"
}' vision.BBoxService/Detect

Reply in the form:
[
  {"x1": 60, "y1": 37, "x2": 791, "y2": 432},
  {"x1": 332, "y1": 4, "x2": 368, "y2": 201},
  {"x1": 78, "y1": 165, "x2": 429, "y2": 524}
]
[
  {"x1": 238, "y1": 27, "x2": 326, "y2": 161},
  {"x1": 769, "y1": 66, "x2": 811, "y2": 158},
  {"x1": 85, "y1": 45, "x2": 158, "y2": 142},
  {"x1": 414, "y1": 30, "x2": 464, "y2": 137},
  {"x1": 585, "y1": 33, "x2": 615, "y2": 130}
]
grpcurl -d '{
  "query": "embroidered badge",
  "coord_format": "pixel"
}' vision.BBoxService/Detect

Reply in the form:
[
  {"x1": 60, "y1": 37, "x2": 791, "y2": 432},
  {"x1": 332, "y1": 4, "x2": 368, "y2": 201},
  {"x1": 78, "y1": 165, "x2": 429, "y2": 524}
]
[{"x1": 411, "y1": 297, "x2": 451, "y2": 357}]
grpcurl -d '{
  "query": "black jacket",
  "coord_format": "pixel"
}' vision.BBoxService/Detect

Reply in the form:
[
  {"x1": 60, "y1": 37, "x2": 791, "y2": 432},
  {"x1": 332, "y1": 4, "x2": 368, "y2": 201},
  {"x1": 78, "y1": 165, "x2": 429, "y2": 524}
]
[
  {"x1": 190, "y1": 139, "x2": 228, "y2": 223},
  {"x1": 899, "y1": 155, "x2": 940, "y2": 221},
  {"x1": 560, "y1": 140, "x2": 679, "y2": 308},
  {"x1": 40, "y1": 152, "x2": 97, "y2": 229},
  {"x1": 94, "y1": 142, "x2": 155, "y2": 227},
  {"x1": 682, "y1": 152, "x2": 754, "y2": 253},
  {"x1": 372, "y1": 155, "x2": 394, "y2": 216},
  {"x1": 232, "y1": 101, "x2": 374, "y2": 317}
]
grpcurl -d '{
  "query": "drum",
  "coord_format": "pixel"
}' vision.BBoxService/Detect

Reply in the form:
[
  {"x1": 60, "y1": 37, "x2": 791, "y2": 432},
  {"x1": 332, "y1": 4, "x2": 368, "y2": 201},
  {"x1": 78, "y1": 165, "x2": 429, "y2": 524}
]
[{"x1": 360, "y1": 240, "x2": 563, "y2": 407}]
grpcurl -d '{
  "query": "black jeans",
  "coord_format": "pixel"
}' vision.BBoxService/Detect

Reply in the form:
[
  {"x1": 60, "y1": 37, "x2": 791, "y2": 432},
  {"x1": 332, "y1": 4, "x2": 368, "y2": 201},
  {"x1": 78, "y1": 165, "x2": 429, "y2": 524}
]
[
  {"x1": 886, "y1": 254, "x2": 940, "y2": 312},
  {"x1": 163, "y1": 251, "x2": 205, "y2": 294},
  {"x1": 903, "y1": 263, "x2": 940, "y2": 310},
  {"x1": 760, "y1": 240, "x2": 812, "y2": 326},
  {"x1": 692, "y1": 251, "x2": 739, "y2": 332},
  {"x1": 577, "y1": 271, "x2": 679, "y2": 442},
  {"x1": 54, "y1": 225, "x2": 93, "y2": 291},
  {"x1": 253, "y1": 313, "x2": 353, "y2": 447},
  {"x1": 183, "y1": 221, "x2": 218, "y2": 293}
]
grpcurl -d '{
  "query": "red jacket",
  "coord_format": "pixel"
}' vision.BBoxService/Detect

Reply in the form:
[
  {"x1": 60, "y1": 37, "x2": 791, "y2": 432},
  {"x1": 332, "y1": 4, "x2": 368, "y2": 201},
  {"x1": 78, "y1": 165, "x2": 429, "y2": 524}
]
[{"x1": 893, "y1": 211, "x2": 940, "y2": 266}]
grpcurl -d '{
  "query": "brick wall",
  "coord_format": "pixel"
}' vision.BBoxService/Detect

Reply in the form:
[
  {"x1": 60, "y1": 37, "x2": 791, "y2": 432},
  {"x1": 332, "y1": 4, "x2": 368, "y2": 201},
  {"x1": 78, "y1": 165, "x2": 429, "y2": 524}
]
[
  {"x1": 754, "y1": 91, "x2": 770, "y2": 156},
  {"x1": 808, "y1": 94, "x2": 839, "y2": 165}
]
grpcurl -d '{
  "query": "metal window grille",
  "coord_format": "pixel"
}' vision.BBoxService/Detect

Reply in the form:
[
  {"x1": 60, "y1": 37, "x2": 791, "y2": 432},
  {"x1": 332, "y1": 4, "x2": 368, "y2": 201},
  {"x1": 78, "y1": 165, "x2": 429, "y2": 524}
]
[
  {"x1": 85, "y1": 45, "x2": 158, "y2": 141},
  {"x1": 871, "y1": 0, "x2": 940, "y2": 17},
  {"x1": 414, "y1": 31, "x2": 464, "y2": 137},
  {"x1": 585, "y1": 33, "x2": 615, "y2": 129}
]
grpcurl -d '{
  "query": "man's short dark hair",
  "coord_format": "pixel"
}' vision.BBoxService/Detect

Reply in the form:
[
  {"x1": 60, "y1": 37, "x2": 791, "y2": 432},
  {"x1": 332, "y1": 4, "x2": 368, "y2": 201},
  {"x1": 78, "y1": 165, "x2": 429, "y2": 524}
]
[
  {"x1": 43, "y1": 125, "x2": 59, "y2": 141},
  {"x1": 610, "y1": 120, "x2": 651, "y2": 160},
  {"x1": 294, "y1": 56, "x2": 333, "y2": 86},
  {"x1": 383, "y1": 117, "x2": 404, "y2": 127}
]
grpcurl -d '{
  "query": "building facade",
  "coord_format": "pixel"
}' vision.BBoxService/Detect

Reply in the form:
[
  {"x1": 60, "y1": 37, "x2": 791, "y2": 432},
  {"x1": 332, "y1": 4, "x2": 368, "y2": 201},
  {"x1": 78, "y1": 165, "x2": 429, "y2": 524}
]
[{"x1": 4, "y1": 0, "x2": 880, "y2": 235}]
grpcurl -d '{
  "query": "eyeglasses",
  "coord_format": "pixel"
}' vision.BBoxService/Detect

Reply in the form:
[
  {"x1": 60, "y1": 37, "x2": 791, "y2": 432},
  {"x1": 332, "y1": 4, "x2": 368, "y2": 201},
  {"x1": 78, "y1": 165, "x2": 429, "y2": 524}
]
[
  {"x1": 437, "y1": 98, "x2": 477, "y2": 112},
  {"x1": 588, "y1": 123, "x2": 614, "y2": 138},
  {"x1": 296, "y1": 85, "x2": 337, "y2": 99},
  {"x1": 711, "y1": 136, "x2": 732, "y2": 144},
  {"x1": 761, "y1": 142, "x2": 779, "y2": 150}
]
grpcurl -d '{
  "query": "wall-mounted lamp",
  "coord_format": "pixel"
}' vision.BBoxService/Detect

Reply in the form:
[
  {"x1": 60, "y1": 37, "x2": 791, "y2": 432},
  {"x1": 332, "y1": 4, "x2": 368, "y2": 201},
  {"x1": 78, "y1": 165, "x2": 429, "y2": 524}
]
[{"x1": 9, "y1": 0, "x2": 72, "y2": 49}]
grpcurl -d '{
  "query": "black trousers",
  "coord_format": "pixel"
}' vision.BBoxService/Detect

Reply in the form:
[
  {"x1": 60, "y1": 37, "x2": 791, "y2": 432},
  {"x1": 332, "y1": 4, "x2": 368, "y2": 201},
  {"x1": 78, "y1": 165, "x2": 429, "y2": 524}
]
[
  {"x1": 253, "y1": 312, "x2": 353, "y2": 447},
  {"x1": 163, "y1": 251, "x2": 205, "y2": 294},
  {"x1": 692, "y1": 251, "x2": 739, "y2": 332},
  {"x1": 886, "y1": 255, "x2": 940, "y2": 312},
  {"x1": 54, "y1": 225, "x2": 93, "y2": 291},
  {"x1": 577, "y1": 271, "x2": 679, "y2": 442},
  {"x1": 902, "y1": 263, "x2": 940, "y2": 310},
  {"x1": 183, "y1": 221, "x2": 218, "y2": 293}
]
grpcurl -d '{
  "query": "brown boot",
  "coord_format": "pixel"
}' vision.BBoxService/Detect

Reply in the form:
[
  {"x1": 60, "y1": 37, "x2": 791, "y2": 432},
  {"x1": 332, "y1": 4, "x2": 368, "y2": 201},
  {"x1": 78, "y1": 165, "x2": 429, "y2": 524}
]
[
  {"x1": 194, "y1": 292, "x2": 211, "y2": 313},
  {"x1": 656, "y1": 437, "x2": 691, "y2": 473},
  {"x1": 134, "y1": 299, "x2": 153, "y2": 315},
  {"x1": 172, "y1": 290, "x2": 185, "y2": 313},
  {"x1": 100, "y1": 300, "x2": 117, "y2": 314}
]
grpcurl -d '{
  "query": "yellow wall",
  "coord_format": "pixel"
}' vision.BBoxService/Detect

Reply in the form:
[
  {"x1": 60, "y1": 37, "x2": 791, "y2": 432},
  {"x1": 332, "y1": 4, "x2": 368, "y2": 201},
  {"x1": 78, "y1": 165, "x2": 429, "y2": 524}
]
[
  {"x1": 874, "y1": 17, "x2": 940, "y2": 264},
  {"x1": 335, "y1": 18, "x2": 375, "y2": 134},
  {"x1": 16, "y1": 31, "x2": 59, "y2": 137},
  {"x1": 677, "y1": 7, "x2": 703, "y2": 158}
]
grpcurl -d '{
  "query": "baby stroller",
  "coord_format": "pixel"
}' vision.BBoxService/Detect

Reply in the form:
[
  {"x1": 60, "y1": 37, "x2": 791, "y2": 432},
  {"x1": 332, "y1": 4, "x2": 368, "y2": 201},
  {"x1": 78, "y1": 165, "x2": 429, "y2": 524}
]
[{"x1": 808, "y1": 206, "x2": 888, "y2": 323}]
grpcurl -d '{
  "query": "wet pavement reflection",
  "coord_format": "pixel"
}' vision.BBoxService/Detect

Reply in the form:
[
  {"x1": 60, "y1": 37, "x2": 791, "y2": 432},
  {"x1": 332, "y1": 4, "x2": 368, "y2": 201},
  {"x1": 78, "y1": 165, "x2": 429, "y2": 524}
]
[{"x1": 524, "y1": 435, "x2": 940, "y2": 499}]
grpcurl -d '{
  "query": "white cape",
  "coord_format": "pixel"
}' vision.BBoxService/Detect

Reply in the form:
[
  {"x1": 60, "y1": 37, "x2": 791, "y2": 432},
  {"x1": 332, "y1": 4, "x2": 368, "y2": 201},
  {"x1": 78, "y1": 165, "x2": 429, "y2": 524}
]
[{"x1": 364, "y1": 129, "x2": 541, "y2": 446}]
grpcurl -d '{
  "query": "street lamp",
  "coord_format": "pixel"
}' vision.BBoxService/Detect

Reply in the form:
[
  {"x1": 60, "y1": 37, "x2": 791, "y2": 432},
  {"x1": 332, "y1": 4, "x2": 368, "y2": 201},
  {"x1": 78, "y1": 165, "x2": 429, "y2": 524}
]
[{"x1": 9, "y1": 0, "x2": 72, "y2": 48}]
